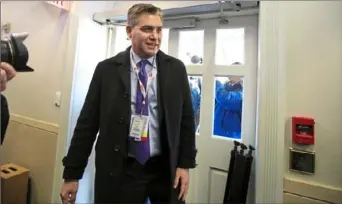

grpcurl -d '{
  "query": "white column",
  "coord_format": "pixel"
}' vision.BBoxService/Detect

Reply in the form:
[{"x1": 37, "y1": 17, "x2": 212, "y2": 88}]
[{"x1": 255, "y1": 1, "x2": 286, "y2": 203}]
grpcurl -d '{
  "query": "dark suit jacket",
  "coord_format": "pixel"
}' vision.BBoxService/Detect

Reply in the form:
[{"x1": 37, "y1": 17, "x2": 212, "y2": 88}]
[
  {"x1": 1, "y1": 94, "x2": 10, "y2": 145},
  {"x1": 62, "y1": 47, "x2": 197, "y2": 203}
]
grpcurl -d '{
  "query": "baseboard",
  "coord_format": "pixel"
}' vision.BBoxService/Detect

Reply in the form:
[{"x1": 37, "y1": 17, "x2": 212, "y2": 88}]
[
  {"x1": 284, "y1": 192, "x2": 330, "y2": 204},
  {"x1": 10, "y1": 114, "x2": 59, "y2": 134},
  {"x1": 284, "y1": 177, "x2": 342, "y2": 204}
]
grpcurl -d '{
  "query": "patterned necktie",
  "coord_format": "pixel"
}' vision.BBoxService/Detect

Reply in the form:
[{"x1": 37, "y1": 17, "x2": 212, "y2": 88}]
[{"x1": 135, "y1": 60, "x2": 150, "y2": 164}]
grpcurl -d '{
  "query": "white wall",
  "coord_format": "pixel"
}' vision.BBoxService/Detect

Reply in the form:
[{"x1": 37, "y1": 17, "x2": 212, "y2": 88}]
[
  {"x1": 67, "y1": 17, "x2": 108, "y2": 204},
  {"x1": 282, "y1": 0, "x2": 342, "y2": 195}
]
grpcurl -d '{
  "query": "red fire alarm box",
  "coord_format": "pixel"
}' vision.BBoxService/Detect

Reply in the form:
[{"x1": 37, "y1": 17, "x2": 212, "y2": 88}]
[{"x1": 292, "y1": 116, "x2": 315, "y2": 145}]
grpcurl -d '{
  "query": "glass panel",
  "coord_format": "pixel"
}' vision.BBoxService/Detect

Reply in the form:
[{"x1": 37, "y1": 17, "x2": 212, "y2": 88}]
[
  {"x1": 179, "y1": 30, "x2": 204, "y2": 65},
  {"x1": 188, "y1": 75, "x2": 203, "y2": 135},
  {"x1": 113, "y1": 26, "x2": 170, "y2": 55},
  {"x1": 213, "y1": 76, "x2": 243, "y2": 139},
  {"x1": 215, "y1": 28, "x2": 245, "y2": 66}
]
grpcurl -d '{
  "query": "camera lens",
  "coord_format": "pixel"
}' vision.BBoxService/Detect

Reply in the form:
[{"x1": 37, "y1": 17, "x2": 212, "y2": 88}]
[
  {"x1": 0, "y1": 33, "x2": 33, "y2": 72},
  {"x1": 1, "y1": 40, "x2": 12, "y2": 64}
]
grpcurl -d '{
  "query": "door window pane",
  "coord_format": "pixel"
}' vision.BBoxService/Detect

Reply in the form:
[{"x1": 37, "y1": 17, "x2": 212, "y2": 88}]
[
  {"x1": 188, "y1": 75, "x2": 203, "y2": 135},
  {"x1": 179, "y1": 30, "x2": 204, "y2": 65},
  {"x1": 215, "y1": 28, "x2": 245, "y2": 66},
  {"x1": 113, "y1": 26, "x2": 169, "y2": 55},
  {"x1": 213, "y1": 76, "x2": 243, "y2": 139}
]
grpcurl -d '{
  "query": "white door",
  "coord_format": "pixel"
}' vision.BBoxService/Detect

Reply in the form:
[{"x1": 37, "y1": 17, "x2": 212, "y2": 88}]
[{"x1": 167, "y1": 15, "x2": 259, "y2": 203}]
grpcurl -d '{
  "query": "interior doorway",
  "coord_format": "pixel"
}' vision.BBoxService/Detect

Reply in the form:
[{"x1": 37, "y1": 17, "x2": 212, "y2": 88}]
[
  {"x1": 167, "y1": 15, "x2": 258, "y2": 203},
  {"x1": 110, "y1": 14, "x2": 258, "y2": 203}
]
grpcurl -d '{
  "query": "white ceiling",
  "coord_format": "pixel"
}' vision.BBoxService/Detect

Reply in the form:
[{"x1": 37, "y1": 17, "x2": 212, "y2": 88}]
[{"x1": 72, "y1": 1, "x2": 217, "y2": 18}]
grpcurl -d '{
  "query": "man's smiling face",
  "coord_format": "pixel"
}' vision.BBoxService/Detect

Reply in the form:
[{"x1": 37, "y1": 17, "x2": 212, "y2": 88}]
[{"x1": 127, "y1": 13, "x2": 163, "y2": 58}]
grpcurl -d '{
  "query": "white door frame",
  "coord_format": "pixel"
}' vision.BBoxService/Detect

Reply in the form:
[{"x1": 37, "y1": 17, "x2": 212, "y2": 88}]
[{"x1": 51, "y1": 1, "x2": 285, "y2": 203}]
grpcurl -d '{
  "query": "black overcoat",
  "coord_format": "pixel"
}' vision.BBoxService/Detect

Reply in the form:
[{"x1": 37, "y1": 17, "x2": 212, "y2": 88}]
[{"x1": 62, "y1": 47, "x2": 197, "y2": 203}]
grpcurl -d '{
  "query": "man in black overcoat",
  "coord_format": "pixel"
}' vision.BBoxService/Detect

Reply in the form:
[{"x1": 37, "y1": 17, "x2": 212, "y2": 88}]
[{"x1": 60, "y1": 3, "x2": 197, "y2": 204}]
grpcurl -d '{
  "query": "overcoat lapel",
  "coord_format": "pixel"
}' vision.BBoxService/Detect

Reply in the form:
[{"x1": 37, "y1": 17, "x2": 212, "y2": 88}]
[{"x1": 112, "y1": 47, "x2": 174, "y2": 147}]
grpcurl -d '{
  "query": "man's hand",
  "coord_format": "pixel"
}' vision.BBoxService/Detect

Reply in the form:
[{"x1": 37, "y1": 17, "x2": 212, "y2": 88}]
[
  {"x1": 0, "y1": 62, "x2": 16, "y2": 92},
  {"x1": 174, "y1": 168, "x2": 190, "y2": 201},
  {"x1": 60, "y1": 180, "x2": 79, "y2": 204}
]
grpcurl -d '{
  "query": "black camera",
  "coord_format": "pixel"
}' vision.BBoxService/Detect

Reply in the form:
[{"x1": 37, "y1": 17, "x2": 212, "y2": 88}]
[{"x1": 1, "y1": 32, "x2": 33, "y2": 72}]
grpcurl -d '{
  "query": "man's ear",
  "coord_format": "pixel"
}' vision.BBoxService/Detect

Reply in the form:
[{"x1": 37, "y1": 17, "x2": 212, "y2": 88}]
[{"x1": 126, "y1": 26, "x2": 132, "y2": 39}]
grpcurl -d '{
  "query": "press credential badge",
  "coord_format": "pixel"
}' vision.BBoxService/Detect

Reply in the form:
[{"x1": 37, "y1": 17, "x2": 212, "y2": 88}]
[{"x1": 129, "y1": 115, "x2": 149, "y2": 141}]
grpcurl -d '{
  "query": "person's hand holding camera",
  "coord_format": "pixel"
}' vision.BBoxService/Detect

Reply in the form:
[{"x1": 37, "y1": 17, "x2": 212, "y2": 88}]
[{"x1": 0, "y1": 62, "x2": 16, "y2": 92}]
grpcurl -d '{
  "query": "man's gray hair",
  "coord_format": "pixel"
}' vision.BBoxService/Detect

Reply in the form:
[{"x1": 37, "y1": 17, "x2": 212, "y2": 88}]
[{"x1": 127, "y1": 3, "x2": 163, "y2": 27}]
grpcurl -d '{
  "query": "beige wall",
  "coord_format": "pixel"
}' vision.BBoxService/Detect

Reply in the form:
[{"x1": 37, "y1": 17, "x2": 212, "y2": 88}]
[
  {"x1": 0, "y1": 1, "x2": 116, "y2": 203},
  {"x1": 281, "y1": 1, "x2": 342, "y2": 203},
  {"x1": 0, "y1": 120, "x2": 58, "y2": 204},
  {"x1": 1, "y1": 1, "x2": 69, "y2": 124},
  {"x1": 0, "y1": 1, "x2": 69, "y2": 203}
]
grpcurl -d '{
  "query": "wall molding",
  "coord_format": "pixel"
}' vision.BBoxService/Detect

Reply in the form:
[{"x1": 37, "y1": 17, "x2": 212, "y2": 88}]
[
  {"x1": 284, "y1": 177, "x2": 342, "y2": 204},
  {"x1": 255, "y1": 2, "x2": 285, "y2": 203},
  {"x1": 10, "y1": 114, "x2": 59, "y2": 134},
  {"x1": 284, "y1": 192, "x2": 330, "y2": 204}
]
